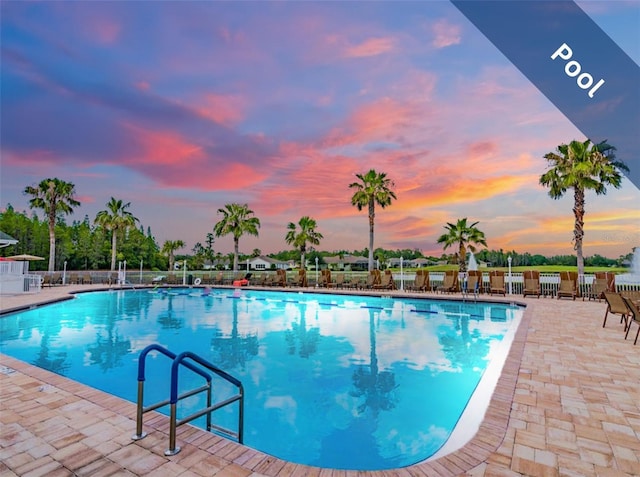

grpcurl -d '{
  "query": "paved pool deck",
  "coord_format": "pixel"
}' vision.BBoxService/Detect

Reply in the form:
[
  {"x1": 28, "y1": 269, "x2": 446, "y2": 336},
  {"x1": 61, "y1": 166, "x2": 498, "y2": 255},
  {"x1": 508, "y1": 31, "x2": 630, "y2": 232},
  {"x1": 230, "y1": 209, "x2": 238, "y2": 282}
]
[{"x1": 0, "y1": 285, "x2": 638, "y2": 476}]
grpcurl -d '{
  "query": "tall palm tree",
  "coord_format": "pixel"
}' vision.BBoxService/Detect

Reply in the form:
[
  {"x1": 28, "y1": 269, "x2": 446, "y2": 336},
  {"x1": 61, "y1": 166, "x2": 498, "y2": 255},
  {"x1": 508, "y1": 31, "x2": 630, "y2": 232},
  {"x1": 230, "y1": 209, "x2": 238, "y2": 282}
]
[
  {"x1": 162, "y1": 240, "x2": 185, "y2": 271},
  {"x1": 437, "y1": 218, "x2": 487, "y2": 273},
  {"x1": 349, "y1": 169, "x2": 396, "y2": 271},
  {"x1": 24, "y1": 178, "x2": 81, "y2": 272},
  {"x1": 285, "y1": 216, "x2": 323, "y2": 270},
  {"x1": 213, "y1": 203, "x2": 261, "y2": 271},
  {"x1": 95, "y1": 198, "x2": 139, "y2": 271},
  {"x1": 540, "y1": 139, "x2": 627, "y2": 276}
]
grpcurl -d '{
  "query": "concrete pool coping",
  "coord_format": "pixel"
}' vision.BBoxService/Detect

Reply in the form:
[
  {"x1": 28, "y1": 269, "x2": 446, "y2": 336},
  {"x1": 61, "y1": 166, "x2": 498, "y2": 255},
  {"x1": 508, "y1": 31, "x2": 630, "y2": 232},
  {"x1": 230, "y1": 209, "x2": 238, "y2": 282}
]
[{"x1": 1, "y1": 284, "x2": 639, "y2": 476}]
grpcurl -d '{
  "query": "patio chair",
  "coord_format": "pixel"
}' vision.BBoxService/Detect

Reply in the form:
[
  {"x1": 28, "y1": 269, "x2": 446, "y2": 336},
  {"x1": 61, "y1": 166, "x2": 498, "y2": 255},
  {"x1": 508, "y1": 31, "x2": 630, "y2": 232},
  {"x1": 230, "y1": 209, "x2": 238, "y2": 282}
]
[
  {"x1": 318, "y1": 269, "x2": 331, "y2": 287},
  {"x1": 488, "y1": 270, "x2": 506, "y2": 296},
  {"x1": 289, "y1": 269, "x2": 308, "y2": 287},
  {"x1": 211, "y1": 272, "x2": 224, "y2": 285},
  {"x1": 437, "y1": 270, "x2": 459, "y2": 293},
  {"x1": 464, "y1": 270, "x2": 482, "y2": 297},
  {"x1": 374, "y1": 270, "x2": 396, "y2": 290},
  {"x1": 274, "y1": 269, "x2": 287, "y2": 287},
  {"x1": 602, "y1": 291, "x2": 629, "y2": 330},
  {"x1": 81, "y1": 273, "x2": 92, "y2": 284},
  {"x1": 557, "y1": 271, "x2": 578, "y2": 300},
  {"x1": 584, "y1": 277, "x2": 607, "y2": 301},
  {"x1": 621, "y1": 296, "x2": 640, "y2": 345},
  {"x1": 334, "y1": 273, "x2": 346, "y2": 288},
  {"x1": 601, "y1": 271, "x2": 616, "y2": 292},
  {"x1": 409, "y1": 270, "x2": 427, "y2": 292},
  {"x1": 522, "y1": 270, "x2": 541, "y2": 298}
]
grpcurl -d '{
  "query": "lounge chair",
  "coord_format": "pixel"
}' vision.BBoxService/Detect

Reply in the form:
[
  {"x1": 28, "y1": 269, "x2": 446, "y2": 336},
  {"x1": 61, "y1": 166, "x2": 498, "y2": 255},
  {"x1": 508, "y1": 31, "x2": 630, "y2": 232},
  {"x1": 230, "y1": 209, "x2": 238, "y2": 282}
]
[
  {"x1": 601, "y1": 271, "x2": 616, "y2": 293},
  {"x1": 437, "y1": 270, "x2": 459, "y2": 293},
  {"x1": 273, "y1": 269, "x2": 287, "y2": 287},
  {"x1": 522, "y1": 270, "x2": 541, "y2": 298},
  {"x1": 584, "y1": 277, "x2": 607, "y2": 301},
  {"x1": 373, "y1": 270, "x2": 396, "y2": 290},
  {"x1": 557, "y1": 271, "x2": 578, "y2": 300},
  {"x1": 81, "y1": 273, "x2": 92, "y2": 284},
  {"x1": 488, "y1": 270, "x2": 505, "y2": 296},
  {"x1": 409, "y1": 270, "x2": 427, "y2": 292},
  {"x1": 602, "y1": 291, "x2": 629, "y2": 330},
  {"x1": 621, "y1": 296, "x2": 640, "y2": 345},
  {"x1": 318, "y1": 269, "x2": 331, "y2": 287},
  {"x1": 334, "y1": 273, "x2": 345, "y2": 288},
  {"x1": 289, "y1": 269, "x2": 308, "y2": 287},
  {"x1": 464, "y1": 270, "x2": 482, "y2": 296}
]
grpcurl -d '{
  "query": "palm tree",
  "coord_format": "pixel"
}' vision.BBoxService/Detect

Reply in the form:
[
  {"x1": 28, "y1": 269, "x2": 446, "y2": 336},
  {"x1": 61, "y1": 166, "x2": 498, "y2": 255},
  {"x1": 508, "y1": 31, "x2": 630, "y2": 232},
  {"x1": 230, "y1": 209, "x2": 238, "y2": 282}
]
[
  {"x1": 162, "y1": 240, "x2": 185, "y2": 271},
  {"x1": 213, "y1": 203, "x2": 261, "y2": 271},
  {"x1": 285, "y1": 216, "x2": 323, "y2": 270},
  {"x1": 24, "y1": 178, "x2": 81, "y2": 272},
  {"x1": 437, "y1": 218, "x2": 487, "y2": 273},
  {"x1": 95, "y1": 198, "x2": 139, "y2": 271},
  {"x1": 540, "y1": 139, "x2": 627, "y2": 276},
  {"x1": 349, "y1": 169, "x2": 397, "y2": 271}
]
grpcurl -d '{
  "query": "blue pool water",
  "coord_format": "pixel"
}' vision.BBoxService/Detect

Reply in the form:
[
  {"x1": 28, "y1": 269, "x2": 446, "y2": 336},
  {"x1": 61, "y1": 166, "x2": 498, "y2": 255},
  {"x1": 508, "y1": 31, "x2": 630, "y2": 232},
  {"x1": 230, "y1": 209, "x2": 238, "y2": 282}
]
[{"x1": 0, "y1": 288, "x2": 522, "y2": 470}]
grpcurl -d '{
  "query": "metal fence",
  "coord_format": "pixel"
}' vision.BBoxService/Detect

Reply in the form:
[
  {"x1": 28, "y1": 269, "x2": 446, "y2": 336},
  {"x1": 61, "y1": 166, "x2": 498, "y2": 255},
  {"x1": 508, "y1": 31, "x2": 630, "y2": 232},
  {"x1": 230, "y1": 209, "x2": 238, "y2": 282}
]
[{"x1": 29, "y1": 269, "x2": 640, "y2": 296}]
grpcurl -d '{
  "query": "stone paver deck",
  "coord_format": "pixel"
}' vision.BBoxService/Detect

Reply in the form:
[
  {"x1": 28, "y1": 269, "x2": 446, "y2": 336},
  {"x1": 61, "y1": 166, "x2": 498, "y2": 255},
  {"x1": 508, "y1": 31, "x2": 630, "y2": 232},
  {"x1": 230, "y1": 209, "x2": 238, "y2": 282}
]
[{"x1": 1, "y1": 285, "x2": 639, "y2": 476}]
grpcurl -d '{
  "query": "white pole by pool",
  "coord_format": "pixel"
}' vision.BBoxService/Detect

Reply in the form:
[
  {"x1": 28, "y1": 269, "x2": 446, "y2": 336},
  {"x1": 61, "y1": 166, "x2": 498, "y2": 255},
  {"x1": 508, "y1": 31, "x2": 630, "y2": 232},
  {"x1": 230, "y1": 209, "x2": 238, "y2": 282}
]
[
  {"x1": 183, "y1": 260, "x2": 187, "y2": 285},
  {"x1": 508, "y1": 256, "x2": 512, "y2": 295},
  {"x1": 63, "y1": 261, "x2": 67, "y2": 285},
  {"x1": 139, "y1": 259, "x2": 143, "y2": 284},
  {"x1": 400, "y1": 257, "x2": 404, "y2": 290}
]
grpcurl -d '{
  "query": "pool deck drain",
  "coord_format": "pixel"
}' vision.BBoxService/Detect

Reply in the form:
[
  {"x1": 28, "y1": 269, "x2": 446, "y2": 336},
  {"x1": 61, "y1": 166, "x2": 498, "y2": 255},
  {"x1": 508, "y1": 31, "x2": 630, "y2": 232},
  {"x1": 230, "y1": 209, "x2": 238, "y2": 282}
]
[{"x1": 1, "y1": 285, "x2": 639, "y2": 476}]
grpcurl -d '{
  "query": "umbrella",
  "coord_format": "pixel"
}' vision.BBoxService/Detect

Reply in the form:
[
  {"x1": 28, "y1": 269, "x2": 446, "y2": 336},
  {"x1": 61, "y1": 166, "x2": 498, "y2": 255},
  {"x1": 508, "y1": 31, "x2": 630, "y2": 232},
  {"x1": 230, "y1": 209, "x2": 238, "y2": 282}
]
[{"x1": 7, "y1": 254, "x2": 45, "y2": 261}]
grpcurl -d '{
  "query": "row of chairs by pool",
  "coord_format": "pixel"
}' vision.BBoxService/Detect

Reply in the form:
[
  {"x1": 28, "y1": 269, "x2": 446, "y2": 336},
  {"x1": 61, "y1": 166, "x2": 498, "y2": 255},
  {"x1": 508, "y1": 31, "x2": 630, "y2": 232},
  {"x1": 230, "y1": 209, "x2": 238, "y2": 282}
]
[{"x1": 37, "y1": 269, "x2": 639, "y2": 299}]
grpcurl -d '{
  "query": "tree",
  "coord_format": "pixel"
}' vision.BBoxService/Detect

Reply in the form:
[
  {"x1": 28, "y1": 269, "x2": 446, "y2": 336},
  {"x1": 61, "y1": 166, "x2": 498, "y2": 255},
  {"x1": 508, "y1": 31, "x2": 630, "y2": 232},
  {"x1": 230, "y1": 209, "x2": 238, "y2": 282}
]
[
  {"x1": 540, "y1": 139, "x2": 627, "y2": 276},
  {"x1": 213, "y1": 203, "x2": 260, "y2": 271},
  {"x1": 24, "y1": 178, "x2": 80, "y2": 271},
  {"x1": 285, "y1": 216, "x2": 323, "y2": 270},
  {"x1": 436, "y1": 218, "x2": 487, "y2": 272},
  {"x1": 349, "y1": 169, "x2": 396, "y2": 271},
  {"x1": 162, "y1": 240, "x2": 185, "y2": 271},
  {"x1": 95, "y1": 198, "x2": 139, "y2": 271}
]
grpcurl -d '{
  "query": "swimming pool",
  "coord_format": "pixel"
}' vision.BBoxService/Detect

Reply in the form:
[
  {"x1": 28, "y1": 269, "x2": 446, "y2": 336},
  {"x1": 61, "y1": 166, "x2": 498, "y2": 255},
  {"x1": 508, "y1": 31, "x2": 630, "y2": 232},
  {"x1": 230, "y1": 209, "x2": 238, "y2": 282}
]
[{"x1": 0, "y1": 288, "x2": 522, "y2": 470}]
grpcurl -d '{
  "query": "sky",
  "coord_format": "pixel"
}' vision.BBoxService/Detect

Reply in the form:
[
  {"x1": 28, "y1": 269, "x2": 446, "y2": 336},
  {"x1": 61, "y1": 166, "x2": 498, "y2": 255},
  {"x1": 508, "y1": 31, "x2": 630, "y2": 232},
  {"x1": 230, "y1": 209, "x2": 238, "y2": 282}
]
[{"x1": 1, "y1": 1, "x2": 639, "y2": 259}]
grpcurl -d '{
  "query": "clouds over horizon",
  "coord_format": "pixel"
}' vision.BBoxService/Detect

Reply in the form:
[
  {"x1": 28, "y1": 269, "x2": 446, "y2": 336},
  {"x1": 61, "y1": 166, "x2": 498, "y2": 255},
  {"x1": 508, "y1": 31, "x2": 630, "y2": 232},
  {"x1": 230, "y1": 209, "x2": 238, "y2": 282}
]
[{"x1": 1, "y1": 1, "x2": 638, "y2": 258}]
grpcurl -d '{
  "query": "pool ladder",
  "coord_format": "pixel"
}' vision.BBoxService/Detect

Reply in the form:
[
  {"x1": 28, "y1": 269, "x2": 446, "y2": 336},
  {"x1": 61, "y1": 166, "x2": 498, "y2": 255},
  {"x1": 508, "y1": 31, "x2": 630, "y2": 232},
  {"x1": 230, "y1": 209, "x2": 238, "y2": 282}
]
[{"x1": 131, "y1": 344, "x2": 244, "y2": 456}]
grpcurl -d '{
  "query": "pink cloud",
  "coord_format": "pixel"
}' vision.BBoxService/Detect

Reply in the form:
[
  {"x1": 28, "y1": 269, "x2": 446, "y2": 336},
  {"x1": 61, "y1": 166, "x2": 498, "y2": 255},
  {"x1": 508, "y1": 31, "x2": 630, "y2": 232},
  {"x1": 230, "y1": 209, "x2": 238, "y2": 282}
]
[
  {"x1": 195, "y1": 93, "x2": 246, "y2": 126},
  {"x1": 344, "y1": 37, "x2": 396, "y2": 58},
  {"x1": 430, "y1": 19, "x2": 461, "y2": 48},
  {"x1": 120, "y1": 123, "x2": 268, "y2": 190}
]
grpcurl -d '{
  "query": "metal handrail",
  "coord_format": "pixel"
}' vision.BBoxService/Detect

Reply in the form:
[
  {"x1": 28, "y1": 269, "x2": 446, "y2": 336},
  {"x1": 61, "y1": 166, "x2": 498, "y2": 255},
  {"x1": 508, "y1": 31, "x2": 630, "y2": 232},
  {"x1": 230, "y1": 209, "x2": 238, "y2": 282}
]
[
  {"x1": 166, "y1": 351, "x2": 244, "y2": 456},
  {"x1": 131, "y1": 344, "x2": 244, "y2": 457},
  {"x1": 132, "y1": 344, "x2": 212, "y2": 442}
]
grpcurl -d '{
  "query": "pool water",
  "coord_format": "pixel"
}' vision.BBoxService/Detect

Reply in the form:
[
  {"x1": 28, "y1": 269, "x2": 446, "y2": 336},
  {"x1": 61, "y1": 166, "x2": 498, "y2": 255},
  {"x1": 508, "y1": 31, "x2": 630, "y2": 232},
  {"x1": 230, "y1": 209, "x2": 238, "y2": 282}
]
[{"x1": 0, "y1": 288, "x2": 522, "y2": 470}]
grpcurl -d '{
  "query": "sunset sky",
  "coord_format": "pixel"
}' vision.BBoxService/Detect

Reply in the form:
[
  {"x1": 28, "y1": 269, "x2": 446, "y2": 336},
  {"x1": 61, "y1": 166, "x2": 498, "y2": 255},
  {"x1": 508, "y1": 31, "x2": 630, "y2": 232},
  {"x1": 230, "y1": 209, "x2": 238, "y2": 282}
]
[{"x1": 1, "y1": 1, "x2": 639, "y2": 259}]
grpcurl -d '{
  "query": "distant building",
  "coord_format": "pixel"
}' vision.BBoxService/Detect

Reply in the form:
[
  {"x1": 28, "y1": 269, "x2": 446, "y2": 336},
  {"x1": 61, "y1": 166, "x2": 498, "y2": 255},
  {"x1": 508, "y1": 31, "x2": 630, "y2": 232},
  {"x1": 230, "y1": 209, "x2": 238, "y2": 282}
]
[
  {"x1": 248, "y1": 255, "x2": 289, "y2": 271},
  {"x1": 323, "y1": 254, "x2": 369, "y2": 271}
]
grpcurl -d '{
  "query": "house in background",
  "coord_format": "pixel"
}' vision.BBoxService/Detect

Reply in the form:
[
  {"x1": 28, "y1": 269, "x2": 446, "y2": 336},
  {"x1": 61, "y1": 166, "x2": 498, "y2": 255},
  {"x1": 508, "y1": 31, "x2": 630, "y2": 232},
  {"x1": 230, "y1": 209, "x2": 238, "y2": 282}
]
[
  {"x1": 323, "y1": 254, "x2": 369, "y2": 271},
  {"x1": 248, "y1": 255, "x2": 289, "y2": 271}
]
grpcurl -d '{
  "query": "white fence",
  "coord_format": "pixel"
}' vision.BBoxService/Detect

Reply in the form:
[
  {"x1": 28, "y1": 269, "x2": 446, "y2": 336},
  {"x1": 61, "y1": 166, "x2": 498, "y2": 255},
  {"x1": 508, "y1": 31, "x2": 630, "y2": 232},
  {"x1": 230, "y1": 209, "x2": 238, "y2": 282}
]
[{"x1": 0, "y1": 261, "x2": 42, "y2": 294}]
